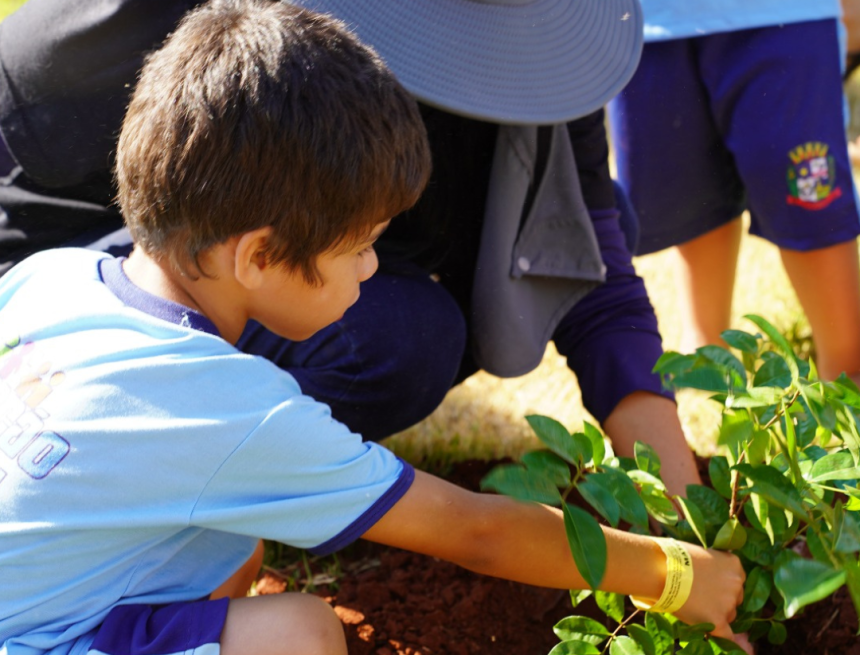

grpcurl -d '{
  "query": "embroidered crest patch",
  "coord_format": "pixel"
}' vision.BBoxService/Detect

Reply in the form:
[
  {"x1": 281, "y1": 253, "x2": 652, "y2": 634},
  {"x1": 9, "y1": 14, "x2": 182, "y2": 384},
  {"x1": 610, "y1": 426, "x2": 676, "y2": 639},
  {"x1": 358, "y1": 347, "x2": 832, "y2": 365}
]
[{"x1": 786, "y1": 141, "x2": 842, "y2": 210}]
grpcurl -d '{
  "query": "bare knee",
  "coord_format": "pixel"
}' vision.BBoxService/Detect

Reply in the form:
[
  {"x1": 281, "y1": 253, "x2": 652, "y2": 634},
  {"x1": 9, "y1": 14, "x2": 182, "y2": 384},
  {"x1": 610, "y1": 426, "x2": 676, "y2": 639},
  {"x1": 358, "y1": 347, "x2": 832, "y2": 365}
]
[{"x1": 221, "y1": 593, "x2": 346, "y2": 655}]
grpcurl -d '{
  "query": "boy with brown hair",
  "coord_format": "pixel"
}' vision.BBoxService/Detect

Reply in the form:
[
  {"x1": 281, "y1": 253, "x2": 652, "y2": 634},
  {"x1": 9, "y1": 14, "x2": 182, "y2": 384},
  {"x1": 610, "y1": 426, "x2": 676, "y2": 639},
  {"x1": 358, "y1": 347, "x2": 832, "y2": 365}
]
[{"x1": 0, "y1": 2, "x2": 747, "y2": 654}]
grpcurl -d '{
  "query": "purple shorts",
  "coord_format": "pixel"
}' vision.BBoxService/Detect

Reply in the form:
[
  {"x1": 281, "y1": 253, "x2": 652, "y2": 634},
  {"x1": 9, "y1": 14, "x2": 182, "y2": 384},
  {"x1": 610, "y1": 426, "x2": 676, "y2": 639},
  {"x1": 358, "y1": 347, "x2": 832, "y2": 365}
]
[
  {"x1": 609, "y1": 18, "x2": 860, "y2": 255},
  {"x1": 87, "y1": 599, "x2": 229, "y2": 655}
]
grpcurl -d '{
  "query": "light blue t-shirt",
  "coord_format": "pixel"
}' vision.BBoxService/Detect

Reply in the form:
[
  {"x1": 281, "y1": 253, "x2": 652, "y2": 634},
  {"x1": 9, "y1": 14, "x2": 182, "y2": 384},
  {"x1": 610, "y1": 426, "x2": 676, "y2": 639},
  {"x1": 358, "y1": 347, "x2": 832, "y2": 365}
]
[
  {"x1": 0, "y1": 249, "x2": 413, "y2": 655},
  {"x1": 641, "y1": 0, "x2": 842, "y2": 41}
]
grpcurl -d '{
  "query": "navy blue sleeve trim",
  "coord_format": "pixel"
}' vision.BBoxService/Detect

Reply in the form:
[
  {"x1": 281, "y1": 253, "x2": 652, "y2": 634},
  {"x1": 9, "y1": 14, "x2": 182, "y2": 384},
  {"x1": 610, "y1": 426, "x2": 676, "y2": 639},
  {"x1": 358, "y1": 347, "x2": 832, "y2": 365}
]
[{"x1": 308, "y1": 459, "x2": 415, "y2": 556}]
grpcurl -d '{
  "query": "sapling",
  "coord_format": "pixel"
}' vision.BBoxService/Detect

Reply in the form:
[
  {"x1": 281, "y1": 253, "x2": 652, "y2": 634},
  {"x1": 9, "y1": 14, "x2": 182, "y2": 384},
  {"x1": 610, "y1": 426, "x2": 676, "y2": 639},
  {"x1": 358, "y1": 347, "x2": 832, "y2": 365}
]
[{"x1": 482, "y1": 314, "x2": 860, "y2": 654}]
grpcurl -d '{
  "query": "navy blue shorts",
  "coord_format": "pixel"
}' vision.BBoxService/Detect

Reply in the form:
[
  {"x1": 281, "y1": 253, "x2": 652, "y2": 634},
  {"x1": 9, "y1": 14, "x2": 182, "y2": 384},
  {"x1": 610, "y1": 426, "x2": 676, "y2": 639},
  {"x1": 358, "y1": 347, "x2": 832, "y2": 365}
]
[
  {"x1": 609, "y1": 18, "x2": 860, "y2": 255},
  {"x1": 87, "y1": 599, "x2": 229, "y2": 655}
]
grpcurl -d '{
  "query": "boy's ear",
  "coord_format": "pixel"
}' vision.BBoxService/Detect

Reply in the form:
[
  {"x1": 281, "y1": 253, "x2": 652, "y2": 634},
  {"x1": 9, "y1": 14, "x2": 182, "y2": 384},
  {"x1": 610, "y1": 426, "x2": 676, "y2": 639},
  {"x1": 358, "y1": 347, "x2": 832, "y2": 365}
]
[{"x1": 233, "y1": 227, "x2": 275, "y2": 290}]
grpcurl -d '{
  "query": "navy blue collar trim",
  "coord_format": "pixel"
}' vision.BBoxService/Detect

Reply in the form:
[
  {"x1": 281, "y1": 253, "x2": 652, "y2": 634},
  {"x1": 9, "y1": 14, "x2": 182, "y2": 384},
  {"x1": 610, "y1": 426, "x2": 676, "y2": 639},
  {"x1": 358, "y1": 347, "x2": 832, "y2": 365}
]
[{"x1": 99, "y1": 257, "x2": 220, "y2": 336}]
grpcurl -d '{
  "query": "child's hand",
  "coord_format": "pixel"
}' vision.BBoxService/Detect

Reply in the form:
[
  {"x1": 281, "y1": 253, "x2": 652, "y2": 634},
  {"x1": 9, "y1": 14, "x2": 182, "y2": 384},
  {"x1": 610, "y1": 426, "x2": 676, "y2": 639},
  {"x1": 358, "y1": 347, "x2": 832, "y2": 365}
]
[{"x1": 674, "y1": 544, "x2": 749, "y2": 652}]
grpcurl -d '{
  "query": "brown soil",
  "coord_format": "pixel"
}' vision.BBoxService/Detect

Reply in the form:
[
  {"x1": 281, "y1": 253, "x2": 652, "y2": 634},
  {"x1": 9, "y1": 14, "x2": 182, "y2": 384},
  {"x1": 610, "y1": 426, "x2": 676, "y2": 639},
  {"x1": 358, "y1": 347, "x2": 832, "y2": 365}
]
[{"x1": 255, "y1": 459, "x2": 860, "y2": 655}]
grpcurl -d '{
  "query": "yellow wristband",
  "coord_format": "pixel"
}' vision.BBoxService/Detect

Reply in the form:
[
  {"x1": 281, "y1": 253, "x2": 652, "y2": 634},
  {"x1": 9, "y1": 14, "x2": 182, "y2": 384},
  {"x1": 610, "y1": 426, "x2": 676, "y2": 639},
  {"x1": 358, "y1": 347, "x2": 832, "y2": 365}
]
[{"x1": 630, "y1": 538, "x2": 694, "y2": 614}]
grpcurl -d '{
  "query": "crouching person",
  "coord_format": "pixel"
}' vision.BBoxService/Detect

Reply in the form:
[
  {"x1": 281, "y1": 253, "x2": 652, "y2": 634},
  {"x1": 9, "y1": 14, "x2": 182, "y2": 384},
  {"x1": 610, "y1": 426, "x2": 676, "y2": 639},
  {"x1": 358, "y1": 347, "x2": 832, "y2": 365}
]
[{"x1": 0, "y1": 2, "x2": 748, "y2": 655}]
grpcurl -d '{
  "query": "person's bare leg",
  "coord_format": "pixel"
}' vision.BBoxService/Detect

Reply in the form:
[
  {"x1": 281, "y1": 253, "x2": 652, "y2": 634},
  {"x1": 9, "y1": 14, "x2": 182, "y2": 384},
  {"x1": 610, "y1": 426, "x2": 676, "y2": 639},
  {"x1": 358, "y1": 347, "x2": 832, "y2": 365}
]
[
  {"x1": 221, "y1": 594, "x2": 347, "y2": 655},
  {"x1": 674, "y1": 217, "x2": 744, "y2": 353},
  {"x1": 781, "y1": 239, "x2": 860, "y2": 380},
  {"x1": 210, "y1": 539, "x2": 265, "y2": 600},
  {"x1": 603, "y1": 391, "x2": 701, "y2": 498}
]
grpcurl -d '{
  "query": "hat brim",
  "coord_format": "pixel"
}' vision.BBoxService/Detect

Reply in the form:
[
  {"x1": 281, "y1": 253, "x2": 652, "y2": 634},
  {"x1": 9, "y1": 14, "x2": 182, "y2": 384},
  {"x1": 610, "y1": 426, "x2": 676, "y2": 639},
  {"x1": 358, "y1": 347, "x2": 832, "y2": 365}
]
[{"x1": 290, "y1": 0, "x2": 642, "y2": 125}]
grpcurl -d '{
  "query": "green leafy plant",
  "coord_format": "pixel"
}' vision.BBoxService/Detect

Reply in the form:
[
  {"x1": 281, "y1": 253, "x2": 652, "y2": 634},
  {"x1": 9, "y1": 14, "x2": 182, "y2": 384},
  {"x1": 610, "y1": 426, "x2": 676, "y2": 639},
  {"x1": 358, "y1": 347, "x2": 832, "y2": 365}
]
[{"x1": 482, "y1": 314, "x2": 860, "y2": 654}]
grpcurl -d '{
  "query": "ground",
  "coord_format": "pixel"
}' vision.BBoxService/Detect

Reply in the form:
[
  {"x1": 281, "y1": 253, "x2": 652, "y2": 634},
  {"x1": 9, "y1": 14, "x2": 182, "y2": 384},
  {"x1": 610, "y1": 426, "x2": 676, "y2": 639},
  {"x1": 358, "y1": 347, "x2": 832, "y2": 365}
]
[{"x1": 255, "y1": 459, "x2": 860, "y2": 655}]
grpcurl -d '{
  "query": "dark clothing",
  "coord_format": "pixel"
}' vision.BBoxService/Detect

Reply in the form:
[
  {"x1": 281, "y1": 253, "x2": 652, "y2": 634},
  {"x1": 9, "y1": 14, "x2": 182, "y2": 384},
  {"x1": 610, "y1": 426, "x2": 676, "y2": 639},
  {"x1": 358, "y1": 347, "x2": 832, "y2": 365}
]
[
  {"x1": 0, "y1": 0, "x2": 671, "y2": 437},
  {"x1": 0, "y1": 0, "x2": 199, "y2": 274}
]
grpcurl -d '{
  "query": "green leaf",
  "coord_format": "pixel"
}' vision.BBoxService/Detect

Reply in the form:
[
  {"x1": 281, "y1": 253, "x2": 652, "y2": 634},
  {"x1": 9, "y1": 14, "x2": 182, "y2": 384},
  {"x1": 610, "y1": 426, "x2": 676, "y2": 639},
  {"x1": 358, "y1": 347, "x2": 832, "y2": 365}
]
[
  {"x1": 676, "y1": 496, "x2": 709, "y2": 547},
  {"x1": 564, "y1": 503, "x2": 607, "y2": 590},
  {"x1": 745, "y1": 492, "x2": 780, "y2": 545},
  {"x1": 583, "y1": 421, "x2": 606, "y2": 467},
  {"x1": 554, "y1": 616, "x2": 611, "y2": 645},
  {"x1": 726, "y1": 386, "x2": 785, "y2": 409},
  {"x1": 578, "y1": 475, "x2": 621, "y2": 528},
  {"x1": 626, "y1": 624, "x2": 656, "y2": 655},
  {"x1": 739, "y1": 529, "x2": 777, "y2": 567},
  {"x1": 645, "y1": 613, "x2": 675, "y2": 655},
  {"x1": 548, "y1": 640, "x2": 601, "y2": 655},
  {"x1": 708, "y1": 456, "x2": 733, "y2": 499},
  {"x1": 686, "y1": 485, "x2": 730, "y2": 528},
  {"x1": 708, "y1": 636, "x2": 749, "y2": 654},
  {"x1": 747, "y1": 620, "x2": 771, "y2": 641},
  {"x1": 718, "y1": 410, "x2": 755, "y2": 450},
  {"x1": 837, "y1": 406, "x2": 860, "y2": 465},
  {"x1": 676, "y1": 641, "x2": 711, "y2": 655},
  {"x1": 609, "y1": 636, "x2": 646, "y2": 655},
  {"x1": 672, "y1": 367, "x2": 730, "y2": 393},
  {"x1": 752, "y1": 355, "x2": 792, "y2": 389},
  {"x1": 721, "y1": 329, "x2": 760, "y2": 355},
  {"x1": 635, "y1": 441, "x2": 662, "y2": 477},
  {"x1": 834, "y1": 502, "x2": 860, "y2": 554},
  {"x1": 594, "y1": 469, "x2": 650, "y2": 530},
  {"x1": 480, "y1": 463, "x2": 562, "y2": 505},
  {"x1": 734, "y1": 463, "x2": 807, "y2": 518},
  {"x1": 742, "y1": 566, "x2": 773, "y2": 613},
  {"x1": 642, "y1": 491, "x2": 679, "y2": 525},
  {"x1": 745, "y1": 429, "x2": 771, "y2": 467},
  {"x1": 526, "y1": 415, "x2": 592, "y2": 467},
  {"x1": 744, "y1": 314, "x2": 800, "y2": 383},
  {"x1": 809, "y1": 451, "x2": 860, "y2": 483},
  {"x1": 570, "y1": 589, "x2": 593, "y2": 607},
  {"x1": 799, "y1": 381, "x2": 837, "y2": 432},
  {"x1": 594, "y1": 590, "x2": 625, "y2": 623},
  {"x1": 843, "y1": 560, "x2": 860, "y2": 625},
  {"x1": 774, "y1": 553, "x2": 846, "y2": 618},
  {"x1": 653, "y1": 351, "x2": 697, "y2": 376},
  {"x1": 805, "y1": 527, "x2": 830, "y2": 563},
  {"x1": 697, "y1": 345, "x2": 748, "y2": 384},
  {"x1": 627, "y1": 469, "x2": 666, "y2": 492},
  {"x1": 713, "y1": 517, "x2": 747, "y2": 551},
  {"x1": 781, "y1": 404, "x2": 803, "y2": 486},
  {"x1": 833, "y1": 374, "x2": 860, "y2": 411},
  {"x1": 674, "y1": 623, "x2": 714, "y2": 642},
  {"x1": 521, "y1": 450, "x2": 572, "y2": 488},
  {"x1": 767, "y1": 622, "x2": 787, "y2": 645}
]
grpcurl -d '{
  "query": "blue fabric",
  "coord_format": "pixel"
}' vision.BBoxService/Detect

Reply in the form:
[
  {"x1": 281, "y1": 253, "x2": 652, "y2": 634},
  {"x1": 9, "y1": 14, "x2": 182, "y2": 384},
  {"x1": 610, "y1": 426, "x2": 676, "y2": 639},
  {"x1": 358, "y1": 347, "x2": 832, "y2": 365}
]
[
  {"x1": 553, "y1": 210, "x2": 671, "y2": 421},
  {"x1": 242, "y1": 206, "x2": 666, "y2": 428},
  {"x1": 640, "y1": 0, "x2": 841, "y2": 41},
  {"x1": 237, "y1": 259, "x2": 467, "y2": 441},
  {"x1": 0, "y1": 249, "x2": 412, "y2": 655},
  {"x1": 609, "y1": 19, "x2": 860, "y2": 254},
  {"x1": 89, "y1": 601, "x2": 227, "y2": 655}
]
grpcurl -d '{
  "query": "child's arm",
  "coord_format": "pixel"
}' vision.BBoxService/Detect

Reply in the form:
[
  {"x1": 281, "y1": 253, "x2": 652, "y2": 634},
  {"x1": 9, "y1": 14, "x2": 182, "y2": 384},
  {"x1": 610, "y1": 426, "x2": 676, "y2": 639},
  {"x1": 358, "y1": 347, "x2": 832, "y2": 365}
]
[
  {"x1": 602, "y1": 391, "x2": 703, "y2": 498},
  {"x1": 362, "y1": 470, "x2": 745, "y2": 643}
]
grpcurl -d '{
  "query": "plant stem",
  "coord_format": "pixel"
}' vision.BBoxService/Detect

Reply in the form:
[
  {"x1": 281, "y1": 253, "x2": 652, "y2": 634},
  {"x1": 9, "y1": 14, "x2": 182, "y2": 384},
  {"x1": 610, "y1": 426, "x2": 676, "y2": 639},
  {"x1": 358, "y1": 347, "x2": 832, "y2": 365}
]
[
  {"x1": 601, "y1": 609, "x2": 642, "y2": 654},
  {"x1": 729, "y1": 389, "x2": 801, "y2": 518}
]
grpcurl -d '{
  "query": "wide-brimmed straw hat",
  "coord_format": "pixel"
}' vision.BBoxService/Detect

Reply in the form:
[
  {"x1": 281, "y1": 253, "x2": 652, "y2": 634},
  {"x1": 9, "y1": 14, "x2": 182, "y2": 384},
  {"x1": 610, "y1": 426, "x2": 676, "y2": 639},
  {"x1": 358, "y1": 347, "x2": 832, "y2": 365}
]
[{"x1": 290, "y1": 0, "x2": 643, "y2": 125}]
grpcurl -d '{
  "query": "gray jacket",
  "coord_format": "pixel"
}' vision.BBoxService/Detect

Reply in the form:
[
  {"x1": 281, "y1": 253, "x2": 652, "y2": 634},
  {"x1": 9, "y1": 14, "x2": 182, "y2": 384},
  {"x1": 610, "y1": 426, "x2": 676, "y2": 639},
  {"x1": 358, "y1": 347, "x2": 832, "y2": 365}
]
[{"x1": 472, "y1": 124, "x2": 606, "y2": 377}]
